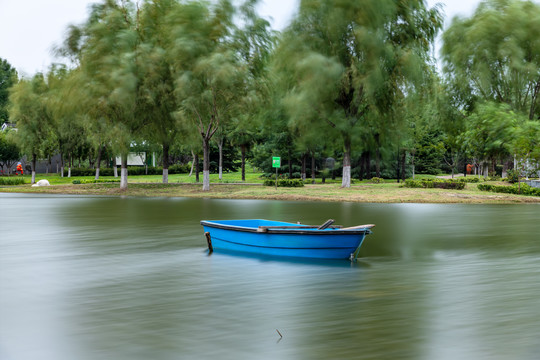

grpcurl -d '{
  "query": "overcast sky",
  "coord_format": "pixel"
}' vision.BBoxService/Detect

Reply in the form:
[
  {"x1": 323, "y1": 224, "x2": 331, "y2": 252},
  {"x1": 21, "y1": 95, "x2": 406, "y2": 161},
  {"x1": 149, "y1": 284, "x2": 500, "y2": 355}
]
[{"x1": 0, "y1": 0, "x2": 482, "y2": 77}]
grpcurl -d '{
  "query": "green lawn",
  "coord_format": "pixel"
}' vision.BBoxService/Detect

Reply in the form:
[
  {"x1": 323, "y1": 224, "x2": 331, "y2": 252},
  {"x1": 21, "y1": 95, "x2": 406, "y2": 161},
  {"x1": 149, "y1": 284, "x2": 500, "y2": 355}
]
[{"x1": 4, "y1": 169, "x2": 538, "y2": 204}]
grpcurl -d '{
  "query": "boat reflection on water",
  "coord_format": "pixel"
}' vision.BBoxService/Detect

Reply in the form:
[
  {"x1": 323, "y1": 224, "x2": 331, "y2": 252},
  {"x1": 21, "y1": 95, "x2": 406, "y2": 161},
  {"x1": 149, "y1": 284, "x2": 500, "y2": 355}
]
[{"x1": 204, "y1": 246, "x2": 373, "y2": 269}]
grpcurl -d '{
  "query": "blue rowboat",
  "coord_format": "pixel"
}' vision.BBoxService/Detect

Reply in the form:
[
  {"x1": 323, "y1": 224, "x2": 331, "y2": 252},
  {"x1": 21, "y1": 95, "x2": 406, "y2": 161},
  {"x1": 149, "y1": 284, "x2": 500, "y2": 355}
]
[{"x1": 200, "y1": 219, "x2": 374, "y2": 260}]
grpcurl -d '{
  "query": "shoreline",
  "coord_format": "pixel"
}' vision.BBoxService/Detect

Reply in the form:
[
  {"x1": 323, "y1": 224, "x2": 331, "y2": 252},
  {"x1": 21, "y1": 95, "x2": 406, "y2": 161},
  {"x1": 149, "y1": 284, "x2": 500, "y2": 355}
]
[{"x1": 2, "y1": 182, "x2": 540, "y2": 204}]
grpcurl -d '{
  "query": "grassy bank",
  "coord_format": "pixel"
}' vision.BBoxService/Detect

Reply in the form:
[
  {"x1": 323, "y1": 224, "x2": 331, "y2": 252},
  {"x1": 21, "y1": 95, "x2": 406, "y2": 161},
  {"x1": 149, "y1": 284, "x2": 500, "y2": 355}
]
[{"x1": 1, "y1": 172, "x2": 539, "y2": 203}]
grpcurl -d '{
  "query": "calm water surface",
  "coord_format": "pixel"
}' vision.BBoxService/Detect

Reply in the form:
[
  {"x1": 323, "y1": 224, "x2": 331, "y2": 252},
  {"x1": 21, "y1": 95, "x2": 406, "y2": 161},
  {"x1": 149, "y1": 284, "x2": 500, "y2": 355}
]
[{"x1": 1, "y1": 193, "x2": 539, "y2": 360}]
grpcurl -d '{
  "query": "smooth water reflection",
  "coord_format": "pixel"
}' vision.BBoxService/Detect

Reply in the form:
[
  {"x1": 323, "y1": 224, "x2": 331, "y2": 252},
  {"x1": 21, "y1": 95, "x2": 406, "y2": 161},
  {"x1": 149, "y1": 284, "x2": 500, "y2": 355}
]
[{"x1": 1, "y1": 193, "x2": 539, "y2": 359}]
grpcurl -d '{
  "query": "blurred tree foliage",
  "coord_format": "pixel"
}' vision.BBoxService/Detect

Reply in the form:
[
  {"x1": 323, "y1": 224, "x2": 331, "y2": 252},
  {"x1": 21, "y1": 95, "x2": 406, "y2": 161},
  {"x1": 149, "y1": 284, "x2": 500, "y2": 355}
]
[
  {"x1": 6, "y1": 0, "x2": 540, "y2": 186},
  {"x1": 0, "y1": 58, "x2": 18, "y2": 124}
]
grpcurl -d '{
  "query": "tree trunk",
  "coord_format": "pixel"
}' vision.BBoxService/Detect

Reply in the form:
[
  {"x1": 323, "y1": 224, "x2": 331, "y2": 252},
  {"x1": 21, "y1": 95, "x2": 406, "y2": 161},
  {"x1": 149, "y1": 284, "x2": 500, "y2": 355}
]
[
  {"x1": 60, "y1": 153, "x2": 64, "y2": 178},
  {"x1": 31, "y1": 153, "x2": 37, "y2": 184},
  {"x1": 529, "y1": 79, "x2": 540, "y2": 120},
  {"x1": 375, "y1": 134, "x2": 381, "y2": 178},
  {"x1": 120, "y1": 153, "x2": 128, "y2": 190},
  {"x1": 113, "y1": 157, "x2": 118, "y2": 178},
  {"x1": 202, "y1": 138, "x2": 210, "y2": 191},
  {"x1": 241, "y1": 144, "x2": 246, "y2": 182},
  {"x1": 162, "y1": 142, "x2": 169, "y2": 184},
  {"x1": 95, "y1": 146, "x2": 102, "y2": 180},
  {"x1": 342, "y1": 138, "x2": 351, "y2": 188},
  {"x1": 218, "y1": 138, "x2": 223, "y2": 181},
  {"x1": 68, "y1": 154, "x2": 72, "y2": 178},
  {"x1": 301, "y1": 153, "x2": 307, "y2": 181},
  {"x1": 401, "y1": 150, "x2": 406, "y2": 182},
  {"x1": 396, "y1": 149, "x2": 400, "y2": 183},
  {"x1": 195, "y1": 153, "x2": 200, "y2": 183},
  {"x1": 311, "y1": 151, "x2": 316, "y2": 184},
  {"x1": 189, "y1": 150, "x2": 195, "y2": 177}
]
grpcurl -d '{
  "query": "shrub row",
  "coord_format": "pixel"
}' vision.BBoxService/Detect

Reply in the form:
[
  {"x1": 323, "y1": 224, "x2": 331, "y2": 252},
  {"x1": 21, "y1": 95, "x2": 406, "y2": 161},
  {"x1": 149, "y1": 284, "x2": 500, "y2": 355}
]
[
  {"x1": 0, "y1": 177, "x2": 25, "y2": 185},
  {"x1": 263, "y1": 178, "x2": 305, "y2": 187},
  {"x1": 458, "y1": 177, "x2": 480, "y2": 183},
  {"x1": 477, "y1": 183, "x2": 540, "y2": 197},
  {"x1": 73, "y1": 179, "x2": 121, "y2": 184},
  {"x1": 404, "y1": 179, "x2": 466, "y2": 190},
  {"x1": 68, "y1": 164, "x2": 191, "y2": 177}
]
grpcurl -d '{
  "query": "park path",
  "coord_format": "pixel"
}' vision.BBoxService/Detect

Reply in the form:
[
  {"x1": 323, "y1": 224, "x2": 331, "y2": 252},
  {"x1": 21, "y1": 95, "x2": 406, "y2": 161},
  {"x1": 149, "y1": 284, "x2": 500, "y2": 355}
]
[{"x1": 436, "y1": 173, "x2": 465, "y2": 179}]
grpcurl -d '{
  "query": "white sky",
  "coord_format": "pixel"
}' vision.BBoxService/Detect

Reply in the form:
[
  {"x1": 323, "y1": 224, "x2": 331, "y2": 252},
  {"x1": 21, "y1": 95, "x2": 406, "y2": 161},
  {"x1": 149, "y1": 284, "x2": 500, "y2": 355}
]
[{"x1": 0, "y1": 0, "x2": 481, "y2": 77}]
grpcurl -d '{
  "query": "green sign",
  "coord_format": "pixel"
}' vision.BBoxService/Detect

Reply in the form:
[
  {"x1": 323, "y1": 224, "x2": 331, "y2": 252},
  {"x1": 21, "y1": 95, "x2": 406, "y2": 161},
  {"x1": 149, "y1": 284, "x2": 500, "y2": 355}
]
[{"x1": 272, "y1": 157, "x2": 281, "y2": 168}]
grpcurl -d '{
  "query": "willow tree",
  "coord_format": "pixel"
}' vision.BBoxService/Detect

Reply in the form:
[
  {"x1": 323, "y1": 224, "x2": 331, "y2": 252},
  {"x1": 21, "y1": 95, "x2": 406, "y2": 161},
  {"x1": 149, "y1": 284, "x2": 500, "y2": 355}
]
[
  {"x1": 0, "y1": 130, "x2": 20, "y2": 175},
  {"x1": 135, "y1": 0, "x2": 183, "y2": 183},
  {"x1": 512, "y1": 120, "x2": 540, "y2": 180},
  {"x1": 9, "y1": 74, "x2": 55, "y2": 184},
  {"x1": 57, "y1": 21, "x2": 113, "y2": 180},
  {"x1": 44, "y1": 65, "x2": 90, "y2": 178},
  {"x1": 1, "y1": 58, "x2": 18, "y2": 125},
  {"x1": 228, "y1": 0, "x2": 275, "y2": 182},
  {"x1": 274, "y1": 0, "x2": 442, "y2": 187},
  {"x1": 171, "y1": 0, "x2": 248, "y2": 191},
  {"x1": 442, "y1": 0, "x2": 540, "y2": 120},
  {"x1": 75, "y1": 0, "x2": 142, "y2": 190},
  {"x1": 461, "y1": 102, "x2": 520, "y2": 177}
]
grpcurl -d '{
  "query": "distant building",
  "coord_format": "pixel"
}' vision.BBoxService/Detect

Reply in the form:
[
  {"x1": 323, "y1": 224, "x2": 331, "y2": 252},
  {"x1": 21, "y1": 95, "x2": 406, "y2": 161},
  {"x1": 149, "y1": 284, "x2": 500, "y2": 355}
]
[
  {"x1": 115, "y1": 152, "x2": 156, "y2": 167},
  {"x1": 1, "y1": 122, "x2": 17, "y2": 132}
]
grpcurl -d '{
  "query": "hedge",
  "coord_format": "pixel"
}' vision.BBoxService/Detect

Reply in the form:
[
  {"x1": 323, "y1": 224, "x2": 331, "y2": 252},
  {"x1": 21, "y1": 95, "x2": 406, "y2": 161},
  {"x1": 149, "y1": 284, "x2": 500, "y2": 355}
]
[
  {"x1": 73, "y1": 179, "x2": 121, "y2": 184},
  {"x1": 0, "y1": 177, "x2": 25, "y2": 185},
  {"x1": 404, "y1": 179, "x2": 466, "y2": 190},
  {"x1": 477, "y1": 183, "x2": 540, "y2": 197},
  {"x1": 263, "y1": 178, "x2": 305, "y2": 187},
  {"x1": 458, "y1": 177, "x2": 480, "y2": 183},
  {"x1": 69, "y1": 164, "x2": 191, "y2": 177}
]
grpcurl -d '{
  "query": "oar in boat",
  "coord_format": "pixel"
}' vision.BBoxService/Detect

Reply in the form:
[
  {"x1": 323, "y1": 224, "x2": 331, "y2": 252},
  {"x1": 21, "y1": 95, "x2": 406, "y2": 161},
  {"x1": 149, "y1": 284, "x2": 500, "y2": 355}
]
[
  {"x1": 258, "y1": 219, "x2": 338, "y2": 232},
  {"x1": 342, "y1": 224, "x2": 375, "y2": 230},
  {"x1": 317, "y1": 219, "x2": 335, "y2": 230}
]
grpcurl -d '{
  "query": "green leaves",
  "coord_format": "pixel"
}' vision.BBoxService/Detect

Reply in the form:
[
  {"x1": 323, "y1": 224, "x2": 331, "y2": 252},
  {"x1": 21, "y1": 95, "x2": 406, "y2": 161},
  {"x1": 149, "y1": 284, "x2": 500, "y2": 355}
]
[
  {"x1": 443, "y1": 0, "x2": 540, "y2": 120},
  {"x1": 461, "y1": 102, "x2": 523, "y2": 164},
  {"x1": 0, "y1": 58, "x2": 18, "y2": 124}
]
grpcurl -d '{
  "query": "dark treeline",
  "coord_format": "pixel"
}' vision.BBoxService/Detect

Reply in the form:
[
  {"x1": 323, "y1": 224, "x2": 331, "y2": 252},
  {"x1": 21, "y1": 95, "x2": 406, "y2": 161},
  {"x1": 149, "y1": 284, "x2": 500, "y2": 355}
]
[{"x1": 2, "y1": 0, "x2": 539, "y2": 189}]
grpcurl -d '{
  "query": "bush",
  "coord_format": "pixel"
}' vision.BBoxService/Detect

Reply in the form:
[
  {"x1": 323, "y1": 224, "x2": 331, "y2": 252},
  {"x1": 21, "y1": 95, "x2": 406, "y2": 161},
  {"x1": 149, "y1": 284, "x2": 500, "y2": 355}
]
[
  {"x1": 506, "y1": 169, "x2": 520, "y2": 183},
  {"x1": 169, "y1": 164, "x2": 191, "y2": 174},
  {"x1": 404, "y1": 179, "x2": 423, "y2": 188},
  {"x1": 263, "y1": 178, "x2": 304, "y2": 187},
  {"x1": 458, "y1": 177, "x2": 480, "y2": 183},
  {"x1": 403, "y1": 178, "x2": 466, "y2": 190},
  {"x1": 370, "y1": 177, "x2": 384, "y2": 184},
  {"x1": 478, "y1": 183, "x2": 540, "y2": 196},
  {"x1": 71, "y1": 167, "x2": 114, "y2": 176},
  {"x1": 0, "y1": 177, "x2": 25, "y2": 185}
]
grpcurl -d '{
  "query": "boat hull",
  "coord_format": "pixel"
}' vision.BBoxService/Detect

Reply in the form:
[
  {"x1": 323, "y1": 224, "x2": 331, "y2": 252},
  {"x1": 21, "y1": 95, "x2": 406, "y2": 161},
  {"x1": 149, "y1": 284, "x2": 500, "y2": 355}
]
[{"x1": 201, "y1": 219, "x2": 371, "y2": 259}]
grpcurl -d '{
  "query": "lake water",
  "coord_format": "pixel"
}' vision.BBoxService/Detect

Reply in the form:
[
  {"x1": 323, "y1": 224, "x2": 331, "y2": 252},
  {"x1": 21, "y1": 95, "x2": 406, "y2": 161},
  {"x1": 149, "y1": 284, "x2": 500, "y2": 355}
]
[{"x1": 1, "y1": 193, "x2": 539, "y2": 360}]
